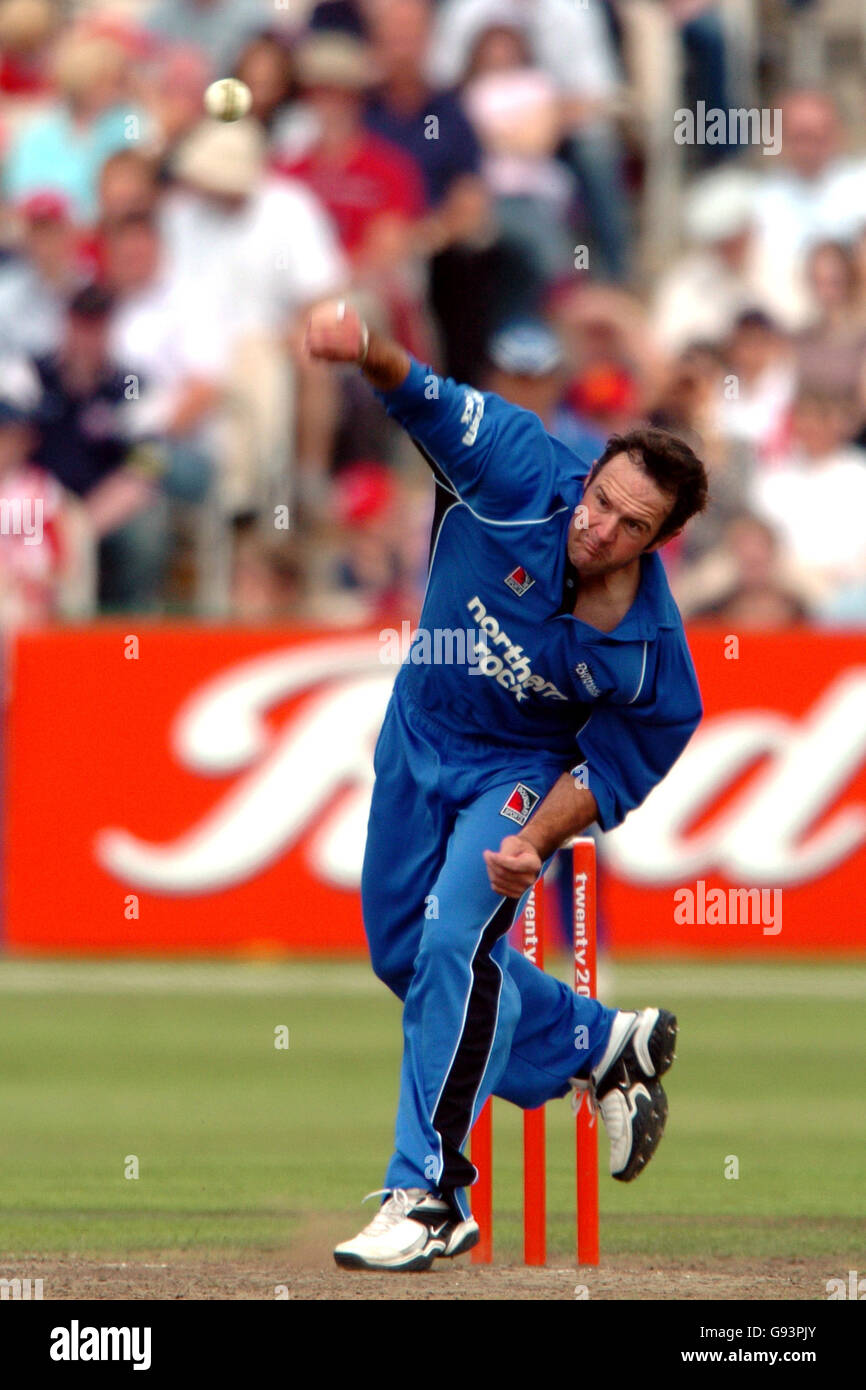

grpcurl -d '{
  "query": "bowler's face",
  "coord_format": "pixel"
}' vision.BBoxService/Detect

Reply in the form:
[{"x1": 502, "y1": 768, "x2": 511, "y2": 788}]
[{"x1": 567, "y1": 451, "x2": 674, "y2": 577}]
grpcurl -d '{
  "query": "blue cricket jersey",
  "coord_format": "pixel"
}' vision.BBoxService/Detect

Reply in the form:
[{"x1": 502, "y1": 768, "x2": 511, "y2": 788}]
[{"x1": 375, "y1": 358, "x2": 703, "y2": 832}]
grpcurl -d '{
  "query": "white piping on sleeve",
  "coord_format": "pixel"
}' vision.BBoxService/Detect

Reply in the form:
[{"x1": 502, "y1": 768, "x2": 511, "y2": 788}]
[{"x1": 412, "y1": 437, "x2": 568, "y2": 527}]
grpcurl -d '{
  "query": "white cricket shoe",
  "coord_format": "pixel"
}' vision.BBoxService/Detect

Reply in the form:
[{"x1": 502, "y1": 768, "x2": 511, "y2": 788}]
[
  {"x1": 571, "y1": 1007, "x2": 678, "y2": 1182},
  {"x1": 333, "y1": 1188, "x2": 480, "y2": 1271}
]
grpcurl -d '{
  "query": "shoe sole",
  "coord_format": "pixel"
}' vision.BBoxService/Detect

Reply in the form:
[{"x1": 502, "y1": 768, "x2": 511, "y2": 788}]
[
  {"x1": 334, "y1": 1246, "x2": 438, "y2": 1272},
  {"x1": 612, "y1": 1079, "x2": 669, "y2": 1183},
  {"x1": 334, "y1": 1222, "x2": 479, "y2": 1270},
  {"x1": 647, "y1": 1009, "x2": 678, "y2": 1078},
  {"x1": 437, "y1": 1223, "x2": 480, "y2": 1259},
  {"x1": 603, "y1": 1010, "x2": 677, "y2": 1183}
]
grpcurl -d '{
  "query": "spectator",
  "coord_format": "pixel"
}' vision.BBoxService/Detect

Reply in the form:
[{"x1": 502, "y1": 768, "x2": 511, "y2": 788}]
[
  {"x1": 794, "y1": 241, "x2": 866, "y2": 419},
  {"x1": 324, "y1": 457, "x2": 423, "y2": 625},
  {"x1": 103, "y1": 213, "x2": 227, "y2": 504},
  {"x1": 80, "y1": 150, "x2": 163, "y2": 280},
  {"x1": 650, "y1": 345, "x2": 754, "y2": 565},
  {"x1": 852, "y1": 222, "x2": 866, "y2": 318},
  {"x1": 665, "y1": 0, "x2": 739, "y2": 169},
  {"x1": 234, "y1": 29, "x2": 297, "y2": 135},
  {"x1": 3, "y1": 31, "x2": 147, "y2": 223},
  {"x1": 683, "y1": 513, "x2": 811, "y2": 627},
  {"x1": 0, "y1": 192, "x2": 85, "y2": 358},
  {"x1": 461, "y1": 13, "x2": 529, "y2": 80},
  {"x1": 751, "y1": 387, "x2": 866, "y2": 608},
  {"x1": 276, "y1": 32, "x2": 434, "y2": 362},
  {"x1": 277, "y1": 35, "x2": 424, "y2": 277},
  {"x1": 548, "y1": 283, "x2": 663, "y2": 433},
  {"x1": 29, "y1": 284, "x2": 168, "y2": 611},
  {"x1": 0, "y1": 388, "x2": 92, "y2": 627},
  {"x1": 363, "y1": 0, "x2": 491, "y2": 380},
  {"x1": 718, "y1": 309, "x2": 796, "y2": 459},
  {"x1": 0, "y1": 0, "x2": 58, "y2": 98},
  {"x1": 482, "y1": 319, "x2": 606, "y2": 462},
  {"x1": 460, "y1": 18, "x2": 575, "y2": 309},
  {"x1": 308, "y1": 0, "x2": 366, "y2": 40},
  {"x1": 365, "y1": 0, "x2": 486, "y2": 240},
  {"x1": 242, "y1": 29, "x2": 321, "y2": 168},
  {"x1": 748, "y1": 89, "x2": 866, "y2": 331},
  {"x1": 483, "y1": 318, "x2": 600, "y2": 447},
  {"x1": 97, "y1": 149, "x2": 160, "y2": 226},
  {"x1": 649, "y1": 343, "x2": 724, "y2": 447},
  {"x1": 165, "y1": 115, "x2": 348, "y2": 513},
  {"x1": 562, "y1": 361, "x2": 641, "y2": 447},
  {"x1": 651, "y1": 169, "x2": 765, "y2": 356},
  {"x1": 230, "y1": 524, "x2": 307, "y2": 623},
  {"x1": 142, "y1": 45, "x2": 211, "y2": 167},
  {"x1": 430, "y1": 0, "x2": 631, "y2": 280},
  {"x1": 166, "y1": 114, "x2": 346, "y2": 348},
  {"x1": 143, "y1": 0, "x2": 271, "y2": 78}
]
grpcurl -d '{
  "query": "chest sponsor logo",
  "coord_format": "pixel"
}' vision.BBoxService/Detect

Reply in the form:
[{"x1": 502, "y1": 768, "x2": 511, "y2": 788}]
[
  {"x1": 500, "y1": 782, "x2": 540, "y2": 826},
  {"x1": 466, "y1": 595, "x2": 568, "y2": 703},
  {"x1": 575, "y1": 661, "x2": 601, "y2": 698},
  {"x1": 505, "y1": 565, "x2": 535, "y2": 596}
]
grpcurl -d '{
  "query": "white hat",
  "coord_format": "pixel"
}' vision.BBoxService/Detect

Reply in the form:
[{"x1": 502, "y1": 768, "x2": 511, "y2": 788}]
[
  {"x1": 487, "y1": 320, "x2": 564, "y2": 376},
  {"x1": 172, "y1": 118, "x2": 265, "y2": 198},
  {"x1": 684, "y1": 170, "x2": 757, "y2": 244},
  {"x1": 295, "y1": 32, "x2": 375, "y2": 91}
]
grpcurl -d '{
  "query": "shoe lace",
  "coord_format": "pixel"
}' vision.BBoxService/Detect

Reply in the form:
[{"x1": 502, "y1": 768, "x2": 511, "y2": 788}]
[
  {"x1": 569, "y1": 1076, "x2": 599, "y2": 1126},
  {"x1": 358, "y1": 1187, "x2": 424, "y2": 1237}
]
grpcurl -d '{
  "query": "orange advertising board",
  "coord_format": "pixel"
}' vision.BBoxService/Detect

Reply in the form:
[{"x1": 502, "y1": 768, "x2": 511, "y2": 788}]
[{"x1": 3, "y1": 625, "x2": 866, "y2": 954}]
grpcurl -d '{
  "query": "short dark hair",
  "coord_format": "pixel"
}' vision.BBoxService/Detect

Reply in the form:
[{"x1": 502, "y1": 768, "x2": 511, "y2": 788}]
[
  {"x1": 587, "y1": 427, "x2": 709, "y2": 544},
  {"x1": 732, "y1": 307, "x2": 778, "y2": 334},
  {"x1": 68, "y1": 283, "x2": 114, "y2": 320},
  {"x1": 105, "y1": 211, "x2": 158, "y2": 237}
]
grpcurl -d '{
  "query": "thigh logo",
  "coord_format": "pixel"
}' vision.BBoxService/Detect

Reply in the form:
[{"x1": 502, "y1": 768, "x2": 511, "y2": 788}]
[{"x1": 500, "y1": 783, "x2": 540, "y2": 825}]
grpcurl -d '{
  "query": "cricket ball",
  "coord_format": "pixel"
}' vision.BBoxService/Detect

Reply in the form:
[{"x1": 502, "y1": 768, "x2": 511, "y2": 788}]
[{"x1": 204, "y1": 77, "x2": 253, "y2": 123}]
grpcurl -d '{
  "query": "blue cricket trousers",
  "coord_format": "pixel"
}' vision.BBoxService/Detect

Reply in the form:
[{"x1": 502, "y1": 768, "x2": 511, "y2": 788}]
[{"x1": 361, "y1": 684, "x2": 616, "y2": 1220}]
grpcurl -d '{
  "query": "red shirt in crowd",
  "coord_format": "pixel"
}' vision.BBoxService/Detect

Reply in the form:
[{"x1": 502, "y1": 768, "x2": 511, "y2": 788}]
[
  {"x1": 274, "y1": 131, "x2": 425, "y2": 258},
  {"x1": 0, "y1": 55, "x2": 52, "y2": 96}
]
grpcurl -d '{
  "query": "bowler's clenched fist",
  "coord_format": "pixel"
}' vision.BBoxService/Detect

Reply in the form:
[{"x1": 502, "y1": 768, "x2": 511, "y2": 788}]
[
  {"x1": 483, "y1": 835, "x2": 542, "y2": 898},
  {"x1": 304, "y1": 299, "x2": 368, "y2": 364}
]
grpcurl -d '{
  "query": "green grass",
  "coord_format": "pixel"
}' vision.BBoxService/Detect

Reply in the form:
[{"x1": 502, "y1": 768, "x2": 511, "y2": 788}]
[{"x1": 1, "y1": 957, "x2": 864, "y2": 1262}]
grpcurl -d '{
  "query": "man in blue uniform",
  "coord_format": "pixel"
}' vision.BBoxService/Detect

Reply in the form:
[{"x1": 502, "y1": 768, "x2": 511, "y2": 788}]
[{"x1": 306, "y1": 299, "x2": 708, "y2": 1273}]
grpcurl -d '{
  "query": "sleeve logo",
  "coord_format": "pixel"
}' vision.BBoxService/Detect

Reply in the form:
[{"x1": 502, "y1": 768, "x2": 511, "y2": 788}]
[{"x1": 460, "y1": 389, "x2": 484, "y2": 445}]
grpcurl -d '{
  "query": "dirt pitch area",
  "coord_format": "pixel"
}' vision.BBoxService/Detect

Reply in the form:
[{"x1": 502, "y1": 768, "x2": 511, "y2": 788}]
[{"x1": 12, "y1": 1253, "x2": 829, "y2": 1301}]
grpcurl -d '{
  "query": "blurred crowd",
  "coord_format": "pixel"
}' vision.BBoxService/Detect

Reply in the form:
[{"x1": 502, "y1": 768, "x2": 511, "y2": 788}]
[{"x1": 0, "y1": 0, "x2": 865, "y2": 630}]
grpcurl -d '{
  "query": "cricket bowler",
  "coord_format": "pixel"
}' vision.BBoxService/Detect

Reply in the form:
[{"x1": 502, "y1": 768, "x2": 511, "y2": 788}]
[{"x1": 305, "y1": 299, "x2": 708, "y2": 1272}]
